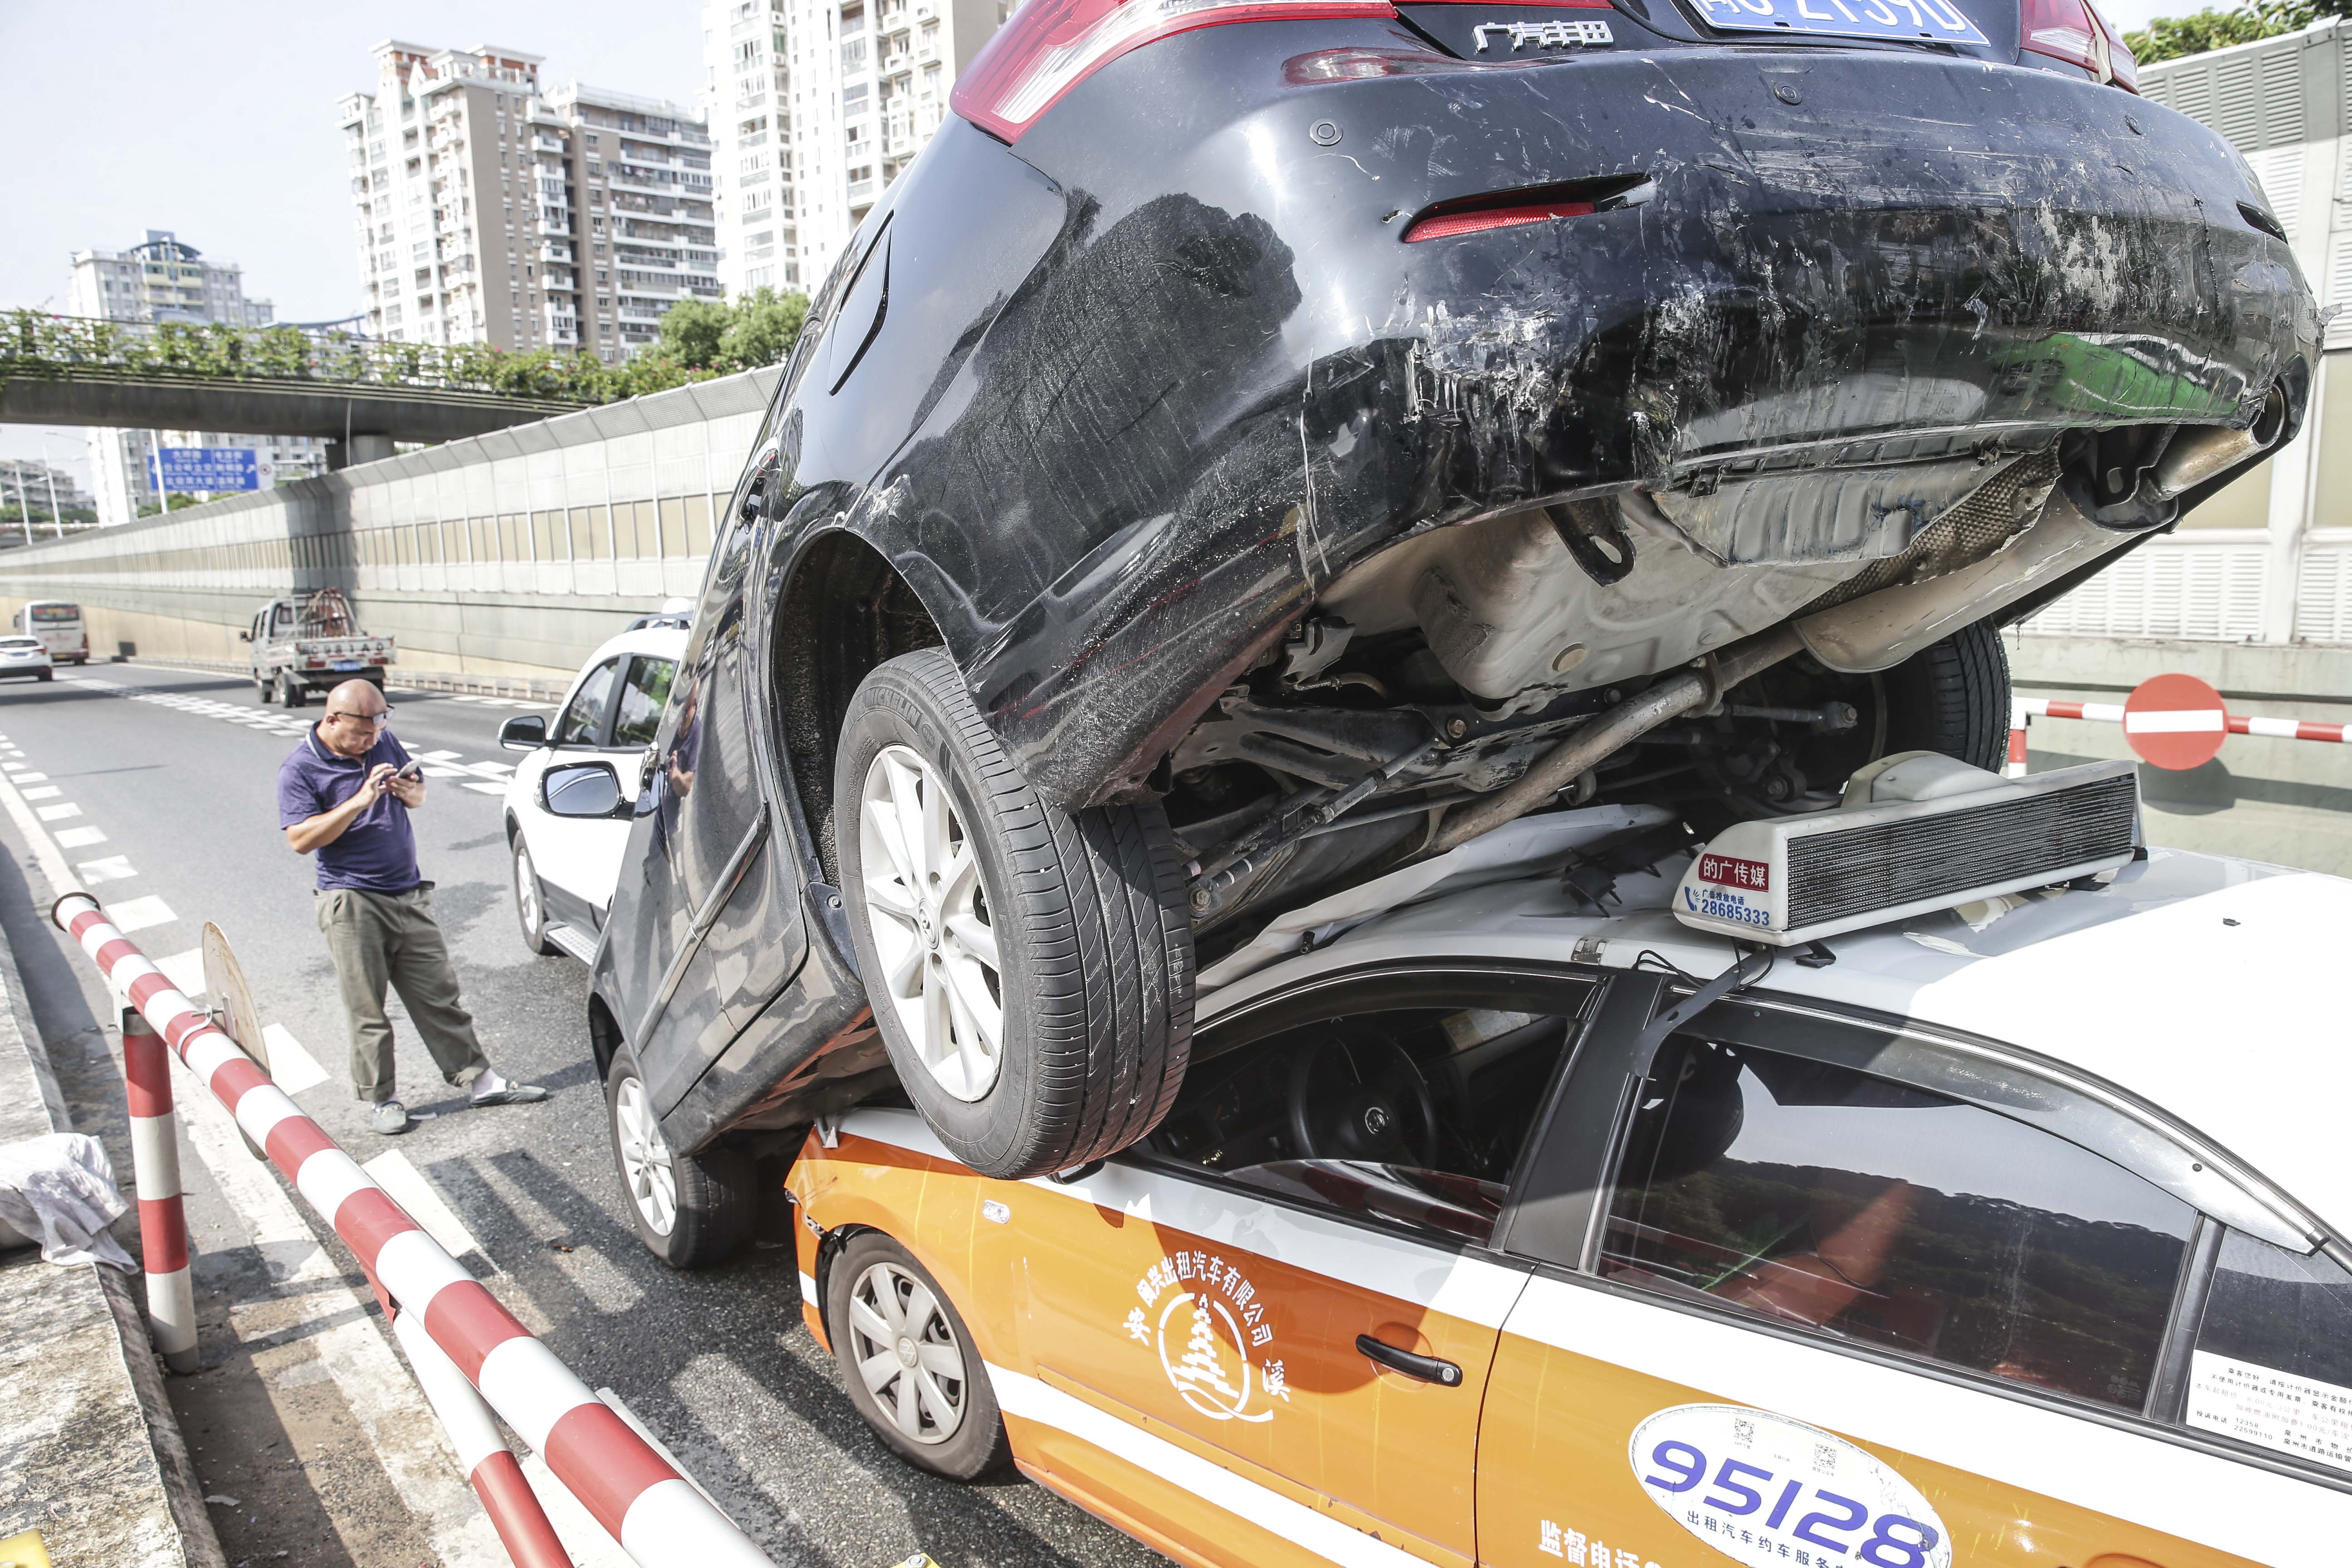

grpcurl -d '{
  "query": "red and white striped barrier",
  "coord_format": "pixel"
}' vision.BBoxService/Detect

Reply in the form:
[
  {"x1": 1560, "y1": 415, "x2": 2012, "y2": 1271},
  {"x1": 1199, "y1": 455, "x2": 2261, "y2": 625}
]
[
  {"x1": 2008, "y1": 693, "x2": 2350, "y2": 777},
  {"x1": 392, "y1": 1308, "x2": 570, "y2": 1568},
  {"x1": 122, "y1": 1008, "x2": 197, "y2": 1374},
  {"x1": 51, "y1": 892, "x2": 774, "y2": 1568}
]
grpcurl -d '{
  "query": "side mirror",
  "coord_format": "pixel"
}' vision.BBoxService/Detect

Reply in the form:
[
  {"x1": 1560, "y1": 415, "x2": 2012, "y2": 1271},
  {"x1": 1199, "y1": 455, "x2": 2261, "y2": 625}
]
[
  {"x1": 542, "y1": 762, "x2": 625, "y2": 819},
  {"x1": 238, "y1": 630, "x2": 251, "y2": 642},
  {"x1": 499, "y1": 714, "x2": 548, "y2": 753}
]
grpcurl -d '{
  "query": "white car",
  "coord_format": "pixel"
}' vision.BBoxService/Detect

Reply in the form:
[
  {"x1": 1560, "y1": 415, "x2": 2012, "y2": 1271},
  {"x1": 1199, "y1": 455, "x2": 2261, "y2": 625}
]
[
  {"x1": 0, "y1": 636, "x2": 55, "y2": 683},
  {"x1": 500, "y1": 625, "x2": 687, "y2": 960}
]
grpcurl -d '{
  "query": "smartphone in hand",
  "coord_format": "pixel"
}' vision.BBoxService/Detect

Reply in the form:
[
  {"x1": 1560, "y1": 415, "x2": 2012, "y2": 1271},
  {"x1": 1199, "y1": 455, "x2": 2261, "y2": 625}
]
[{"x1": 394, "y1": 760, "x2": 423, "y2": 781}]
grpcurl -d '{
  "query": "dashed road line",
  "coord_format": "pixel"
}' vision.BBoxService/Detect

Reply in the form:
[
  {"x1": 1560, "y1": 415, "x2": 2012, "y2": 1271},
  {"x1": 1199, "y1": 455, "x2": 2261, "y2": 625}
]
[
  {"x1": 36, "y1": 801, "x2": 81, "y2": 822},
  {"x1": 19, "y1": 785, "x2": 60, "y2": 800},
  {"x1": 54, "y1": 826, "x2": 105, "y2": 848},
  {"x1": 101, "y1": 893, "x2": 176, "y2": 933},
  {"x1": 260, "y1": 1023, "x2": 329, "y2": 1096},
  {"x1": 76, "y1": 854, "x2": 137, "y2": 884}
]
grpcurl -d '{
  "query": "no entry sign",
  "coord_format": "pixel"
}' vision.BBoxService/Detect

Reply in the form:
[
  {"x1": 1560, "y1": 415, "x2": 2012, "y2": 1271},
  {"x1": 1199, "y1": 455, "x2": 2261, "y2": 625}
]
[{"x1": 2123, "y1": 673, "x2": 2230, "y2": 770}]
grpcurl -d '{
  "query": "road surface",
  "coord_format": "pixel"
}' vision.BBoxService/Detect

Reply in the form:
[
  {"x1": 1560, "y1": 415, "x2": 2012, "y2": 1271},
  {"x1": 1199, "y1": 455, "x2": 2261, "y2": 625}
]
[{"x1": 0, "y1": 660, "x2": 1164, "y2": 1568}]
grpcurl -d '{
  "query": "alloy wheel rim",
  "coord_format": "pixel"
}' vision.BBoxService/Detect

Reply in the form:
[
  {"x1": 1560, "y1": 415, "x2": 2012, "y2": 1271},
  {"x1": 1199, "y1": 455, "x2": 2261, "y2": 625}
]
[
  {"x1": 846, "y1": 1260, "x2": 967, "y2": 1445},
  {"x1": 613, "y1": 1075, "x2": 676, "y2": 1235},
  {"x1": 515, "y1": 843, "x2": 540, "y2": 935},
  {"x1": 858, "y1": 745, "x2": 1004, "y2": 1102}
]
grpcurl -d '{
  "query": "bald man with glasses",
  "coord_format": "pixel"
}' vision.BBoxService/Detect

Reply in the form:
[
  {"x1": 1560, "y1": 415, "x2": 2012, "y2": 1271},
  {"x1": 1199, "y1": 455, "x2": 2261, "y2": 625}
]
[{"x1": 279, "y1": 679, "x2": 545, "y2": 1135}]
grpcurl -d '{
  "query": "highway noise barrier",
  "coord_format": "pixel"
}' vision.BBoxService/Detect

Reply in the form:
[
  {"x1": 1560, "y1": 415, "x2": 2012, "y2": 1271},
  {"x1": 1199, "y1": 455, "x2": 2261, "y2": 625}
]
[
  {"x1": 121, "y1": 1007, "x2": 197, "y2": 1373},
  {"x1": 51, "y1": 891, "x2": 775, "y2": 1568}
]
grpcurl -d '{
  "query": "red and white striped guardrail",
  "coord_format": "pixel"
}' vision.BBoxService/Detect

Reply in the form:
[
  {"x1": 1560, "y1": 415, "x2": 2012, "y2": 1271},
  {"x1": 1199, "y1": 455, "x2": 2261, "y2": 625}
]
[
  {"x1": 122, "y1": 1008, "x2": 197, "y2": 1374},
  {"x1": 391, "y1": 1308, "x2": 570, "y2": 1568},
  {"x1": 51, "y1": 892, "x2": 775, "y2": 1568}
]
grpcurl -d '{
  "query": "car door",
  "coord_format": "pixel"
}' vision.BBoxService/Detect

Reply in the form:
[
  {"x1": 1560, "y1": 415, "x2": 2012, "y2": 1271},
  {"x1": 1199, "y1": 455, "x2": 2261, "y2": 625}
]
[
  {"x1": 1004, "y1": 969, "x2": 1602, "y2": 1568},
  {"x1": 1476, "y1": 985, "x2": 2348, "y2": 1568},
  {"x1": 529, "y1": 655, "x2": 622, "y2": 926},
  {"x1": 618, "y1": 433, "x2": 808, "y2": 1119},
  {"x1": 575, "y1": 651, "x2": 674, "y2": 927}
]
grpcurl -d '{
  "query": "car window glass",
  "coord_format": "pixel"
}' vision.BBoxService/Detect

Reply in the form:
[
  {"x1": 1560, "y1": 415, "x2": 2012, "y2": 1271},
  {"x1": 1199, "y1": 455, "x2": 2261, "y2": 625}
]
[
  {"x1": 1599, "y1": 1036, "x2": 2193, "y2": 1411},
  {"x1": 1150, "y1": 995, "x2": 1591, "y2": 1246},
  {"x1": 554, "y1": 658, "x2": 620, "y2": 746},
  {"x1": 2188, "y1": 1230, "x2": 2352, "y2": 1472},
  {"x1": 611, "y1": 656, "x2": 674, "y2": 748}
]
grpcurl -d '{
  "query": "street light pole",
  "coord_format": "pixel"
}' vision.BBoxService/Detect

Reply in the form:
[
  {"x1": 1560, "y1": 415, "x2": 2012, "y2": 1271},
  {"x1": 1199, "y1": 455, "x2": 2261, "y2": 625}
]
[
  {"x1": 10, "y1": 463, "x2": 29, "y2": 548},
  {"x1": 39, "y1": 434, "x2": 64, "y2": 539}
]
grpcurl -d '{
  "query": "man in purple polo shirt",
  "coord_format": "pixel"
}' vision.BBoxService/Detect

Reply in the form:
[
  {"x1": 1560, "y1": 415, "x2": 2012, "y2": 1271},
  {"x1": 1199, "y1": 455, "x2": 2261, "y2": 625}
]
[{"x1": 279, "y1": 679, "x2": 545, "y2": 1136}]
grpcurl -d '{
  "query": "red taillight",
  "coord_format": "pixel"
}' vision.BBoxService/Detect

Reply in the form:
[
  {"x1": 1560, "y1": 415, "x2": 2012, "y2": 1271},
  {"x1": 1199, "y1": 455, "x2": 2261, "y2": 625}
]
[
  {"x1": 2022, "y1": 0, "x2": 2136, "y2": 91},
  {"x1": 1406, "y1": 198, "x2": 1593, "y2": 243},
  {"x1": 953, "y1": 0, "x2": 1394, "y2": 142}
]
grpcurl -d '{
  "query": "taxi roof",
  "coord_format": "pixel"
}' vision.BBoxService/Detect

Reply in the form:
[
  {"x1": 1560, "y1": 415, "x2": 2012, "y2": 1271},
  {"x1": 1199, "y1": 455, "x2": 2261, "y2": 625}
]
[{"x1": 1199, "y1": 812, "x2": 2348, "y2": 1247}]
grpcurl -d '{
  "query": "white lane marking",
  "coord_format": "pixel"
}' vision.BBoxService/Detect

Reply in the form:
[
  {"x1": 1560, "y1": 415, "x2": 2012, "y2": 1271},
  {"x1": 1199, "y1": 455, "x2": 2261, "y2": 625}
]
[
  {"x1": 421, "y1": 766, "x2": 472, "y2": 779},
  {"x1": 54, "y1": 825, "x2": 106, "y2": 848},
  {"x1": 155, "y1": 948, "x2": 209, "y2": 998},
  {"x1": 12, "y1": 772, "x2": 46, "y2": 782},
  {"x1": 76, "y1": 855, "x2": 137, "y2": 884},
  {"x1": 0, "y1": 762, "x2": 20, "y2": 771},
  {"x1": 261, "y1": 1022, "x2": 329, "y2": 1096},
  {"x1": 103, "y1": 894, "x2": 176, "y2": 933},
  {"x1": 18, "y1": 785, "x2": 60, "y2": 799},
  {"x1": 171, "y1": 1048, "x2": 507, "y2": 1566},
  {"x1": 0, "y1": 763, "x2": 78, "y2": 894},
  {"x1": 419, "y1": 750, "x2": 464, "y2": 761},
  {"x1": 1501, "y1": 1274, "x2": 2351, "y2": 1568},
  {"x1": 35, "y1": 802, "x2": 81, "y2": 821},
  {"x1": 990, "y1": 1364, "x2": 1436, "y2": 1568},
  {"x1": 362, "y1": 1151, "x2": 482, "y2": 1260},
  {"x1": 461, "y1": 782, "x2": 507, "y2": 796}
]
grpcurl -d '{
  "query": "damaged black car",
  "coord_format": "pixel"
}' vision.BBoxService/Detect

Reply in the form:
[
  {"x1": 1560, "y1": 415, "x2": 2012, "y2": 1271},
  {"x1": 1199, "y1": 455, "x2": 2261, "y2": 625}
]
[{"x1": 579, "y1": 0, "x2": 2318, "y2": 1262}]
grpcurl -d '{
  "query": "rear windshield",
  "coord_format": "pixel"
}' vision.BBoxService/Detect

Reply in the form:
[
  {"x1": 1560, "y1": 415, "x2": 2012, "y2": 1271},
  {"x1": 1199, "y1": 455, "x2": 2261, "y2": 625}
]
[
  {"x1": 28, "y1": 605, "x2": 78, "y2": 622},
  {"x1": 1, "y1": 637, "x2": 44, "y2": 649}
]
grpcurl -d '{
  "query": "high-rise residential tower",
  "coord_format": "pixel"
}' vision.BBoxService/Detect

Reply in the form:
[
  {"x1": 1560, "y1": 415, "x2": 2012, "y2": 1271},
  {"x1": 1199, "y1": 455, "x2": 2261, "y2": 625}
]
[
  {"x1": 339, "y1": 41, "x2": 719, "y2": 363},
  {"x1": 704, "y1": 1, "x2": 798, "y2": 293},
  {"x1": 705, "y1": 0, "x2": 1006, "y2": 298},
  {"x1": 66, "y1": 231, "x2": 331, "y2": 528}
]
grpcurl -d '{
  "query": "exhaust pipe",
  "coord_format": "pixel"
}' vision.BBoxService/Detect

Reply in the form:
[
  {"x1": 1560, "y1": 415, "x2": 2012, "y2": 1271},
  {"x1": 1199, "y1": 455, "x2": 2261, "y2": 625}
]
[{"x1": 2150, "y1": 385, "x2": 2289, "y2": 500}]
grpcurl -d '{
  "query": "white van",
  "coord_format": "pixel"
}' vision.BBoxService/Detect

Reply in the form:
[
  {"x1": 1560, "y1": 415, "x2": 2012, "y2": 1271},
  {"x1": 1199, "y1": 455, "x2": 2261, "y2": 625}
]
[{"x1": 17, "y1": 602, "x2": 86, "y2": 666}]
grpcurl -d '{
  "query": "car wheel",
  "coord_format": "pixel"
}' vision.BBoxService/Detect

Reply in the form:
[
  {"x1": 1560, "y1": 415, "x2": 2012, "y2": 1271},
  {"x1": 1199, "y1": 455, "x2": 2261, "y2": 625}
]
[
  {"x1": 512, "y1": 834, "x2": 558, "y2": 956},
  {"x1": 834, "y1": 647, "x2": 1193, "y2": 1182},
  {"x1": 255, "y1": 677, "x2": 271, "y2": 703},
  {"x1": 1882, "y1": 618, "x2": 2012, "y2": 774},
  {"x1": 36, "y1": 670, "x2": 51, "y2": 683},
  {"x1": 281, "y1": 675, "x2": 307, "y2": 709},
  {"x1": 604, "y1": 1041, "x2": 753, "y2": 1268},
  {"x1": 826, "y1": 1231, "x2": 1009, "y2": 1480}
]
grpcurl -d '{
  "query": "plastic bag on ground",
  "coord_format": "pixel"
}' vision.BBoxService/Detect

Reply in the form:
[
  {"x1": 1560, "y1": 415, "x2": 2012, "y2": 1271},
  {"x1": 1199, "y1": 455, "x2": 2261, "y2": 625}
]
[{"x1": 0, "y1": 1132, "x2": 137, "y2": 1270}]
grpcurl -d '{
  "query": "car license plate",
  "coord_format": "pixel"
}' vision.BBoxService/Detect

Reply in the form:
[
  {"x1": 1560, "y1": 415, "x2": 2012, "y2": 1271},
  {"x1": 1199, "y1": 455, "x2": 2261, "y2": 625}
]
[
  {"x1": 1684, "y1": 0, "x2": 1986, "y2": 46},
  {"x1": 332, "y1": 660, "x2": 363, "y2": 671}
]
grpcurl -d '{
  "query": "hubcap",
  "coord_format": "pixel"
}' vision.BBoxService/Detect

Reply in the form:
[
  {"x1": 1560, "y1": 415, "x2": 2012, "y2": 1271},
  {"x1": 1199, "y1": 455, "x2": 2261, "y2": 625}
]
[
  {"x1": 858, "y1": 745, "x2": 1004, "y2": 1101},
  {"x1": 846, "y1": 1259, "x2": 967, "y2": 1446},
  {"x1": 612, "y1": 1075, "x2": 676, "y2": 1235}
]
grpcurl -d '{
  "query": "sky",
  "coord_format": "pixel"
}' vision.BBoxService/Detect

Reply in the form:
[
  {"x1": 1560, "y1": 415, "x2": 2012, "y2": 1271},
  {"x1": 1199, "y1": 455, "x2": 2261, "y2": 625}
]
[
  {"x1": 0, "y1": 3, "x2": 706, "y2": 472},
  {"x1": 0, "y1": 0, "x2": 2224, "y2": 477}
]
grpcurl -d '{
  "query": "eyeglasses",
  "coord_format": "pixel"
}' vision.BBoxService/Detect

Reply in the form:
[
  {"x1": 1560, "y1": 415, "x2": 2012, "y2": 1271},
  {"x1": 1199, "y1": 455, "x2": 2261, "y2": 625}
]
[{"x1": 328, "y1": 708, "x2": 395, "y2": 726}]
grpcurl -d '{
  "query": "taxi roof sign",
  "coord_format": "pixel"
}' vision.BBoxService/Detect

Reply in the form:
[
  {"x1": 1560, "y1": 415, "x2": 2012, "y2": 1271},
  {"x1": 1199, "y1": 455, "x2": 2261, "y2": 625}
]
[{"x1": 1672, "y1": 755, "x2": 2140, "y2": 946}]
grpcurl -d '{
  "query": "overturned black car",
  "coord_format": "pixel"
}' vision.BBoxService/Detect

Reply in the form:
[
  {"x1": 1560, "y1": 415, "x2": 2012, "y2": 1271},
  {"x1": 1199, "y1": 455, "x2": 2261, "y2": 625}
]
[{"x1": 577, "y1": 0, "x2": 2317, "y2": 1260}]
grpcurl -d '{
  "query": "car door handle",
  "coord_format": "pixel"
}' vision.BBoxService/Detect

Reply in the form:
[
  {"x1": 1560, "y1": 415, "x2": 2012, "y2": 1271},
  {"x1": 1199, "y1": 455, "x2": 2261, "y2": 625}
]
[{"x1": 1356, "y1": 1334, "x2": 1463, "y2": 1387}]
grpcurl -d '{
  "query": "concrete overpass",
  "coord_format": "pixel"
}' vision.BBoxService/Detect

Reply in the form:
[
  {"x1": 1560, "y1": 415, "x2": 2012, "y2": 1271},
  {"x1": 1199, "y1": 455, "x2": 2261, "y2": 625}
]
[{"x1": 0, "y1": 368, "x2": 588, "y2": 466}]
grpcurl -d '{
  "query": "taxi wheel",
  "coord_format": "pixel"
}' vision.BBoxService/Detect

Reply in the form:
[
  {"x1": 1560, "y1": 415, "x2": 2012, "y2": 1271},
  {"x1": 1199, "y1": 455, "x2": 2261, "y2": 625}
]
[
  {"x1": 834, "y1": 648, "x2": 1193, "y2": 1182},
  {"x1": 826, "y1": 1232, "x2": 1008, "y2": 1480},
  {"x1": 512, "y1": 834, "x2": 558, "y2": 956},
  {"x1": 604, "y1": 1042, "x2": 753, "y2": 1269}
]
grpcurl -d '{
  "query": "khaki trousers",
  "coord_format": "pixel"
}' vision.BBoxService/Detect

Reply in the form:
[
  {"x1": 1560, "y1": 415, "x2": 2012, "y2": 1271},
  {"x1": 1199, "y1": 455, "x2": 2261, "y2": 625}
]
[{"x1": 314, "y1": 885, "x2": 490, "y2": 1103}]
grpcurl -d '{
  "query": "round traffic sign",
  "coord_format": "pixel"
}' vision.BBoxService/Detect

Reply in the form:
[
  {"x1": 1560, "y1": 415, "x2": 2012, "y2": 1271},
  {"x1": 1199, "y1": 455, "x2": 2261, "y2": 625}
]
[{"x1": 2123, "y1": 673, "x2": 2229, "y2": 770}]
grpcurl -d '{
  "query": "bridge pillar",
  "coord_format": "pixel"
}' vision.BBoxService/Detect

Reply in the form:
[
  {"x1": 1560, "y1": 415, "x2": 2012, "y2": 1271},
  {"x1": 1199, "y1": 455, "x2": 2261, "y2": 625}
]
[{"x1": 328, "y1": 434, "x2": 397, "y2": 470}]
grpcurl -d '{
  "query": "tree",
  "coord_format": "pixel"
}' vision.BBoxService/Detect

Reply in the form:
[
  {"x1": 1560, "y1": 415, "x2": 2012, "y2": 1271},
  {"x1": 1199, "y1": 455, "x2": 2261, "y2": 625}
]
[
  {"x1": 2125, "y1": 0, "x2": 2350, "y2": 63},
  {"x1": 653, "y1": 296, "x2": 735, "y2": 371},
  {"x1": 719, "y1": 287, "x2": 809, "y2": 371}
]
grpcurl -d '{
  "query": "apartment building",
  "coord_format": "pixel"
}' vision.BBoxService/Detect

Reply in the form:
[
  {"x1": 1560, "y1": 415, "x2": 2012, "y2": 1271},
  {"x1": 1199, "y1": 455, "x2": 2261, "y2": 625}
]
[
  {"x1": 339, "y1": 41, "x2": 719, "y2": 363},
  {"x1": 703, "y1": 0, "x2": 1005, "y2": 296},
  {"x1": 65, "y1": 231, "x2": 330, "y2": 528},
  {"x1": 705, "y1": 1, "x2": 798, "y2": 292}
]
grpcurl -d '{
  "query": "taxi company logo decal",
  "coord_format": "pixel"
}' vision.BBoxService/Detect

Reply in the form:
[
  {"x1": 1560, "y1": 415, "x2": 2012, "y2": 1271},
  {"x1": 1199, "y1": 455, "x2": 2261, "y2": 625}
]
[
  {"x1": 1125, "y1": 1252, "x2": 1288, "y2": 1423},
  {"x1": 1627, "y1": 1405, "x2": 1951, "y2": 1568}
]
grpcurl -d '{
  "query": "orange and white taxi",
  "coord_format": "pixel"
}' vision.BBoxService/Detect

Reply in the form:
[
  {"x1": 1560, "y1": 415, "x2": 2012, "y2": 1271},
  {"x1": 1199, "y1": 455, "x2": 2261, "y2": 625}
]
[{"x1": 788, "y1": 774, "x2": 2352, "y2": 1568}]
